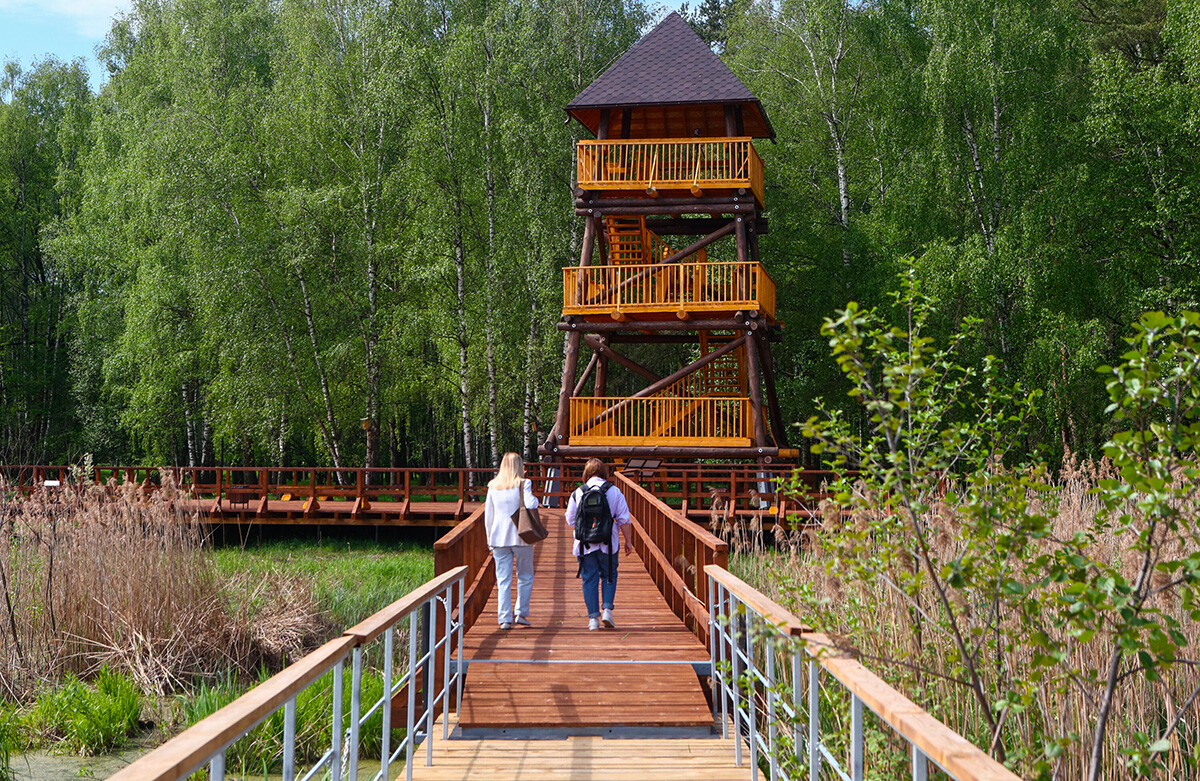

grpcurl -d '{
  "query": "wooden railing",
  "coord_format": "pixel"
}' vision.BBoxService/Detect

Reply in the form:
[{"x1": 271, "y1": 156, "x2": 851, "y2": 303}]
[
  {"x1": 432, "y1": 505, "x2": 493, "y2": 632},
  {"x1": 577, "y1": 137, "x2": 766, "y2": 206},
  {"x1": 570, "y1": 396, "x2": 751, "y2": 446},
  {"x1": 706, "y1": 566, "x2": 1020, "y2": 780},
  {"x1": 562, "y1": 260, "x2": 776, "y2": 320},
  {"x1": 615, "y1": 472, "x2": 727, "y2": 643},
  {"x1": 0, "y1": 464, "x2": 577, "y2": 511},
  {"x1": 112, "y1": 567, "x2": 469, "y2": 781}
]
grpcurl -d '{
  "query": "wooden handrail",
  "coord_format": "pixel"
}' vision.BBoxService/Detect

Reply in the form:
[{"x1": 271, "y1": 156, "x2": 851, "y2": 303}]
[
  {"x1": 344, "y1": 566, "x2": 469, "y2": 644},
  {"x1": 108, "y1": 635, "x2": 358, "y2": 781},
  {"x1": 433, "y1": 505, "x2": 493, "y2": 631},
  {"x1": 705, "y1": 564, "x2": 1021, "y2": 781},
  {"x1": 615, "y1": 472, "x2": 727, "y2": 642}
]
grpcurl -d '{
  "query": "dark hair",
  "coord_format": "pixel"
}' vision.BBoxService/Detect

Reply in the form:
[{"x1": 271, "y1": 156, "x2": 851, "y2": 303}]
[{"x1": 581, "y1": 458, "x2": 609, "y2": 482}]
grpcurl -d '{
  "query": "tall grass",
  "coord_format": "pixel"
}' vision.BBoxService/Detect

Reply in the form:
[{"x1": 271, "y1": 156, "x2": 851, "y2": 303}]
[
  {"x1": 0, "y1": 475, "x2": 326, "y2": 700},
  {"x1": 728, "y1": 458, "x2": 1200, "y2": 778}
]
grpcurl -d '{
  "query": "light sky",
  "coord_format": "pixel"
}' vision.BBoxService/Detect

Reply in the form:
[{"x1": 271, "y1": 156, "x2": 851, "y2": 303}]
[
  {"x1": 0, "y1": 1, "x2": 130, "y2": 88},
  {"x1": 1, "y1": 1, "x2": 686, "y2": 92}
]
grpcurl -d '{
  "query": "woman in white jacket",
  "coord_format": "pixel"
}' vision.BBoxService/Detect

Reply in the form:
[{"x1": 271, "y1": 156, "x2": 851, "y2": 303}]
[{"x1": 484, "y1": 452, "x2": 539, "y2": 629}]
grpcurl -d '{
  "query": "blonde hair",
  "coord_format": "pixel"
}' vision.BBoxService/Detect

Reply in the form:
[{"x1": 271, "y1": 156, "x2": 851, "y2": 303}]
[{"x1": 488, "y1": 452, "x2": 525, "y2": 490}]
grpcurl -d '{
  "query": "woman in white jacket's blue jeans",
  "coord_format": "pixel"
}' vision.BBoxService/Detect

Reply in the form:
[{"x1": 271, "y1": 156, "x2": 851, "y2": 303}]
[{"x1": 484, "y1": 452, "x2": 539, "y2": 630}]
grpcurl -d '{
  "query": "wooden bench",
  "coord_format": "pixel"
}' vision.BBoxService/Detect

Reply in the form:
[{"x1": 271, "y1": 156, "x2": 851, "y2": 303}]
[{"x1": 225, "y1": 485, "x2": 258, "y2": 508}]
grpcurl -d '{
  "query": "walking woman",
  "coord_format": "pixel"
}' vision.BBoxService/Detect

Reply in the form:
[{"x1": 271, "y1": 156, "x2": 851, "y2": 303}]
[
  {"x1": 565, "y1": 458, "x2": 633, "y2": 630},
  {"x1": 484, "y1": 452, "x2": 539, "y2": 630}
]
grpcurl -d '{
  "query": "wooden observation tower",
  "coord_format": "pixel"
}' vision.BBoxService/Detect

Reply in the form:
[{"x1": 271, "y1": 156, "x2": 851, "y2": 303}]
[{"x1": 541, "y1": 13, "x2": 792, "y2": 464}]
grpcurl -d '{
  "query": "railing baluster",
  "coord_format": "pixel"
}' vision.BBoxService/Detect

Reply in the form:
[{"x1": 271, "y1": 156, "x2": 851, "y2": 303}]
[
  {"x1": 330, "y1": 660, "x2": 343, "y2": 781},
  {"x1": 382, "y1": 627, "x2": 393, "y2": 781},
  {"x1": 809, "y1": 659, "x2": 821, "y2": 781},
  {"x1": 209, "y1": 752, "x2": 225, "y2": 781},
  {"x1": 349, "y1": 647, "x2": 362, "y2": 780},
  {"x1": 852, "y1": 693, "x2": 864, "y2": 781},
  {"x1": 406, "y1": 612, "x2": 418, "y2": 781},
  {"x1": 283, "y1": 697, "x2": 296, "y2": 781},
  {"x1": 913, "y1": 745, "x2": 928, "y2": 781}
]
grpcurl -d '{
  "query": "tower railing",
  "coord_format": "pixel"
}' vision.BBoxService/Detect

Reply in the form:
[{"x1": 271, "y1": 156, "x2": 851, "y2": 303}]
[
  {"x1": 563, "y1": 260, "x2": 776, "y2": 320},
  {"x1": 569, "y1": 395, "x2": 751, "y2": 446},
  {"x1": 577, "y1": 137, "x2": 765, "y2": 206}
]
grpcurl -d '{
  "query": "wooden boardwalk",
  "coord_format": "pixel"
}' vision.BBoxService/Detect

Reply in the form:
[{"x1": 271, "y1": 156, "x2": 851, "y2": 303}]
[
  {"x1": 413, "y1": 718, "x2": 755, "y2": 780},
  {"x1": 457, "y1": 509, "x2": 713, "y2": 731}
]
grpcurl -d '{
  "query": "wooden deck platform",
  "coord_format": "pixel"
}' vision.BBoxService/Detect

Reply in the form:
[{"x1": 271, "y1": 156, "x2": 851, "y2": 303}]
[
  {"x1": 179, "y1": 498, "x2": 480, "y2": 526},
  {"x1": 457, "y1": 510, "x2": 712, "y2": 731},
  {"x1": 412, "y1": 718, "x2": 761, "y2": 780}
]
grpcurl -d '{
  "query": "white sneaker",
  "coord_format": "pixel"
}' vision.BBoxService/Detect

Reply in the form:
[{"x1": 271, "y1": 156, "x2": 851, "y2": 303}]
[
  {"x1": 588, "y1": 617, "x2": 600, "y2": 631},
  {"x1": 601, "y1": 609, "x2": 615, "y2": 629}
]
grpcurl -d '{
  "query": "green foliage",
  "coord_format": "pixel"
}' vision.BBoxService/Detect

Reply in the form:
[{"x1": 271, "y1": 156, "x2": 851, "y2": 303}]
[
  {"x1": 0, "y1": 705, "x2": 15, "y2": 781},
  {"x1": 26, "y1": 668, "x2": 142, "y2": 756},
  {"x1": 800, "y1": 281, "x2": 1200, "y2": 776},
  {"x1": 180, "y1": 665, "x2": 388, "y2": 773}
]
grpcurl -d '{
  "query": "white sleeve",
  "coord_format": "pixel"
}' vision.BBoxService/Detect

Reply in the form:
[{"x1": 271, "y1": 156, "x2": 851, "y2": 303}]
[
  {"x1": 609, "y1": 485, "x2": 631, "y2": 525},
  {"x1": 523, "y1": 479, "x2": 538, "y2": 509},
  {"x1": 483, "y1": 490, "x2": 495, "y2": 540},
  {"x1": 565, "y1": 488, "x2": 579, "y2": 527}
]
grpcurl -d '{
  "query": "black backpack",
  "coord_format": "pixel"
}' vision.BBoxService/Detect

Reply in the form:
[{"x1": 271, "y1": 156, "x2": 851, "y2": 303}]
[{"x1": 575, "y1": 481, "x2": 615, "y2": 546}]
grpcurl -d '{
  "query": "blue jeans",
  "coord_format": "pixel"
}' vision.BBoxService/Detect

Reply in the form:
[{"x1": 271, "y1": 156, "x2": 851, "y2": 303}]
[
  {"x1": 493, "y1": 546, "x2": 534, "y2": 624},
  {"x1": 579, "y1": 550, "x2": 618, "y2": 618}
]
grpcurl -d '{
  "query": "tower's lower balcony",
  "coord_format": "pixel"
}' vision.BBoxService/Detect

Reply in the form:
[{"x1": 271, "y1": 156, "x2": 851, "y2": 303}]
[
  {"x1": 563, "y1": 261, "x2": 776, "y2": 321},
  {"x1": 569, "y1": 396, "x2": 751, "y2": 447}
]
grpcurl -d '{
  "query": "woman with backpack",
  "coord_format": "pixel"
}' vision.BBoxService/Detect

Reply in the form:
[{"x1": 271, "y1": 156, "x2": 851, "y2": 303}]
[
  {"x1": 565, "y1": 458, "x2": 633, "y2": 630},
  {"x1": 484, "y1": 452, "x2": 540, "y2": 630}
]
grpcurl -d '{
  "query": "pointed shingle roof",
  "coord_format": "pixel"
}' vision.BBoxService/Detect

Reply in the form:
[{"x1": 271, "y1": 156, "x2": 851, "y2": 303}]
[{"x1": 566, "y1": 12, "x2": 774, "y2": 139}]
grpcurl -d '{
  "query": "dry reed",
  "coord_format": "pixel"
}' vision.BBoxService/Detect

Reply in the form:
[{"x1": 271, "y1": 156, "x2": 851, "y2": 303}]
[
  {"x1": 0, "y1": 474, "x2": 326, "y2": 702},
  {"x1": 728, "y1": 458, "x2": 1200, "y2": 779}
]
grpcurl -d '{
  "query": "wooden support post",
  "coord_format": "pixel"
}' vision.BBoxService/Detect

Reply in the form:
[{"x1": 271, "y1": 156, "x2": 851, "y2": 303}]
[
  {"x1": 735, "y1": 217, "x2": 749, "y2": 262},
  {"x1": 305, "y1": 468, "x2": 319, "y2": 516},
  {"x1": 755, "y1": 332, "x2": 789, "y2": 449},
  {"x1": 258, "y1": 468, "x2": 269, "y2": 516},
  {"x1": 724, "y1": 104, "x2": 738, "y2": 137},
  {"x1": 572, "y1": 352, "x2": 599, "y2": 397},
  {"x1": 595, "y1": 354, "x2": 609, "y2": 396},
  {"x1": 745, "y1": 328, "x2": 769, "y2": 448}
]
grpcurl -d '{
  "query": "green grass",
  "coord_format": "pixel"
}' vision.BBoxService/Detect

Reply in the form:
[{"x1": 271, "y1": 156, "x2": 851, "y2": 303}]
[
  {"x1": 0, "y1": 705, "x2": 15, "y2": 781},
  {"x1": 24, "y1": 667, "x2": 142, "y2": 756},
  {"x1": 212, "y1": 537, "x2": 434, "y2": 630},
  {"x1": 180, "y1": 664, "x2": 391, "y2": 774}
]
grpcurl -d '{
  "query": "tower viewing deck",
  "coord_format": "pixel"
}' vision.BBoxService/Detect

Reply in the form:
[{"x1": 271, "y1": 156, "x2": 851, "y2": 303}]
[{"x1": 543, "y1": 12, "x2": 789, "y2": 462}]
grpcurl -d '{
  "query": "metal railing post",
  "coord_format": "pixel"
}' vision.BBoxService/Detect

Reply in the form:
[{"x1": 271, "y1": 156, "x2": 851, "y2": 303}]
[
  {"x1": 349, "y1": 647, "x2": 362, "y2": 780},
  {"x1": 331, "y1": 660, "x2": 344, "y2": 781},
  {"x1": 456, "y1": 580, "x2": 465, "y2": 720},
  {"x1": 747, "y1": 601, "x2": 758, "y2": 773},
  {"x1": 381, "y1": 628, "x2": 393, "y2": 781},
  {"x1": 913, "y1": 745, "x2": 928, "y2": 781},
  {"x1": 406, "y1": 612, "x2": 419, "y2": 781},
  {"x1": 732, "y1": 593, "x2": 742, "y2": 767},
  {"x1": 425, "y1": 600, "x2": 436, "y2": 767},
  {"x1": 851, "y1": 693, "x2": 864, "y2": 781},
  {"x1": 209, "y1": 753, "x2": 225, "y2": 781},
  {"x1": 766, "y1": 634, "x2": 778, "y2": 781},
  {"x1": 442, "y1": 591, "x2": 453, "y2": 740},
  {"x1": 791, "y1": 652, "x2": 803, "y2": 766},
  {"x1": 708, "y1": 573, "x2": 718, "y2": 727},
  {"x1": 718, "y1": 583, "x2": 729, "y2": 741},
  {"x1": 283, "y1": 697, "x2": 296, "y2": 781},
  {"x1": 808, "y1": 659, "x2": 820, "y2": 781}
]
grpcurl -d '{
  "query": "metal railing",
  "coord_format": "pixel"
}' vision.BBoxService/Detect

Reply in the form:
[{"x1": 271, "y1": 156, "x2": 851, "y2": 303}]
[
  {"x1": 110, "y1": 567, "x2": 468, "y2": 781},
  {"x1": 570, "y1": 395, "x2": 751, "y2": 446},
  {"x1": 563, "y1": 260, "x2": 776, "y2": 320},
  {"x1": 706, "y1": 566, "x2": 1021, "y2": 781},
  {"x1": 577, "y1": 137, "x2": 766, "y2": 206}
]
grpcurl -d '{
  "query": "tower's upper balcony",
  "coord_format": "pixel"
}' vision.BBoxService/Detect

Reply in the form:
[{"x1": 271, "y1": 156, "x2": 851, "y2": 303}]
[{"x1": 576, "y1": 137, "x2": 765, "y2": 208}]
